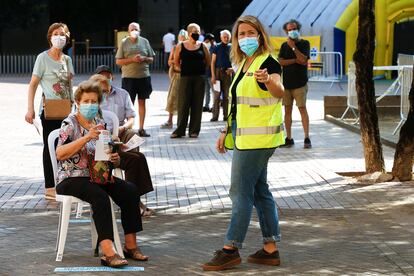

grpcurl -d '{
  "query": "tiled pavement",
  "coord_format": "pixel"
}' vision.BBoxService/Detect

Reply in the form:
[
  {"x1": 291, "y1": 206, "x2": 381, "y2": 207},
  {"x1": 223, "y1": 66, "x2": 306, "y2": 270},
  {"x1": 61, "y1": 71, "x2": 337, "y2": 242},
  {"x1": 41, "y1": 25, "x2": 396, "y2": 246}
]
[{"x1": 0, "y1": 74, "x2": 413, "y2": 275}]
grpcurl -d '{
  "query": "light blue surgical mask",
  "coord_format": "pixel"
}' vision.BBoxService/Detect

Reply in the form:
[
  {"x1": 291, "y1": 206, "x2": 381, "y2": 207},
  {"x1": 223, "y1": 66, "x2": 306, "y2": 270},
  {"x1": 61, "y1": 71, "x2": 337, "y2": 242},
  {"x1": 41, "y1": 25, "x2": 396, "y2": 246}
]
[
  {"x1": 288, "y1": 30, "x2": 300, "y2": 40},
  {"x1": 107, "y1": 79, "x2": 112, "y2": 87},
  {"x1": 79, "y1": 103, "x2": 99, "y2": 120},
  {"x1": 238, "y1": 37, "x2": 259, "y2": 57}
]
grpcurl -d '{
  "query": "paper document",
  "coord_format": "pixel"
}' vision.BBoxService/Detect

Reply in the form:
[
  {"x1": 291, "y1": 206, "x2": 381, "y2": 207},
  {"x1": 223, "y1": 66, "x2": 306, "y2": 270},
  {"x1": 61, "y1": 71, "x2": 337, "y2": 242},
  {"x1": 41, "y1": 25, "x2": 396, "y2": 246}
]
[
  {"x1": 213, "y1": 81, "x2": 221, "y2": 92},
  {"x1": 33, "y1": 119, "x2": 42, "y2": 136},
  {"x1": 122, "y1": 134, "x2": 145, "y2": 152},
  {"x1": 95, "y1": 130, "x2": 111, "y2": 161}
]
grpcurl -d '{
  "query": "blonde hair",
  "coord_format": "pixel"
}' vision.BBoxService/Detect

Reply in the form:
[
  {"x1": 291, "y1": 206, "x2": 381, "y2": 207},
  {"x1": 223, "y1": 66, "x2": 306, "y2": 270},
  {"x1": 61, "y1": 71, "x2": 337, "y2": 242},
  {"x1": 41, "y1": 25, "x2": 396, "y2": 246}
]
[
  {"x1": 89, "y1": 74, "x2": 107, "y2": 84},
  {"x1": 230, "y1": 15, "x2": 272, "y2": 65},
  {"x1": 187, "y1": 23, "x2": 200, "y2": 33}
]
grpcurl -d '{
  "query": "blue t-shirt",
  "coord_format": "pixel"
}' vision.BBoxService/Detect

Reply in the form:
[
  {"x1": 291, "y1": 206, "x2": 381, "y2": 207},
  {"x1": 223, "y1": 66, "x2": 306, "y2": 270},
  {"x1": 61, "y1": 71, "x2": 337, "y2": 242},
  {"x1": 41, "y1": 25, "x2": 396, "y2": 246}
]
[{"x1": 212, "y1": 42, "x2": 232, "y2": 69}]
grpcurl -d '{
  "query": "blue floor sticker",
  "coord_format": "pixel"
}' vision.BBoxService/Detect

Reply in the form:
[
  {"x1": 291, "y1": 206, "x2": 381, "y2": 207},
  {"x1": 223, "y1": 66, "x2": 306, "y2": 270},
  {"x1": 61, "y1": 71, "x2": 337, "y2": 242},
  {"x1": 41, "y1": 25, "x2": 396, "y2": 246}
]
[
  {"x1": 69, "y1": 219, "x2": 121, "y2": 223},
  {"x1": 54, "y1": 266, "x2": 144, "y2": 272}
]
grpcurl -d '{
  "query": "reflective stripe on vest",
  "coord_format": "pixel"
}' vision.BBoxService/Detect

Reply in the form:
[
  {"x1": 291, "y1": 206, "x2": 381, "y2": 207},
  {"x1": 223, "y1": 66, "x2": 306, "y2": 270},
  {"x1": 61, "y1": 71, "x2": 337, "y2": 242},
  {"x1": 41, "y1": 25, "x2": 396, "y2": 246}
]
[
  {"x1": 236, "y1": 125, "x2": 284, "y2": 136},
  {"x1": 229, "y1": 96, "x2": 282, "y2": 106}
]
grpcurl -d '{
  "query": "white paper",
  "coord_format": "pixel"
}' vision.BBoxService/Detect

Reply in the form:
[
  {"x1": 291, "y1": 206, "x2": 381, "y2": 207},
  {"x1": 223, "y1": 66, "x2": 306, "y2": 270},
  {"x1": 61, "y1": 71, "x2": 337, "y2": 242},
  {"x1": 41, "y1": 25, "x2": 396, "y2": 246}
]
[
  {"x1": 94, "y1": 130, "x2": 111, "y2": 161},
  {"x1": 33, "y1": 119, "x2": 42, "y2": 136},
  {"x1": 213, "y1": 80, "x2": 221, "y2": 92},
  {"x1": 122, "y1": 134, "x2": 145, "y2": 152}
]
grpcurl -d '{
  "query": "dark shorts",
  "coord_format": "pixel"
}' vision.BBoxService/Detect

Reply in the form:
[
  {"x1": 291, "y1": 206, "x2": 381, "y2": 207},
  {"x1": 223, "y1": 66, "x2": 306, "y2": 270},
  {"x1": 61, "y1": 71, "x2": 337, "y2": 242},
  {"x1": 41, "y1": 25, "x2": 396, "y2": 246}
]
[{"x1": 122, "y1": 77, "x2": 153, "y2": 103}]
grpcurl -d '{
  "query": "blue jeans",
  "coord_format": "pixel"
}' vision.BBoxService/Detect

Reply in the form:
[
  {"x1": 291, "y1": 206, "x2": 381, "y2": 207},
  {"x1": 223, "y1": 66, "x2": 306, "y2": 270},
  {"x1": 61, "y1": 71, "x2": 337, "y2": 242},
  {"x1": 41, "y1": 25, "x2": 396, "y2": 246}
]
[{"x1": 224, "y1": 121, "x2": 281, "y2": 249}]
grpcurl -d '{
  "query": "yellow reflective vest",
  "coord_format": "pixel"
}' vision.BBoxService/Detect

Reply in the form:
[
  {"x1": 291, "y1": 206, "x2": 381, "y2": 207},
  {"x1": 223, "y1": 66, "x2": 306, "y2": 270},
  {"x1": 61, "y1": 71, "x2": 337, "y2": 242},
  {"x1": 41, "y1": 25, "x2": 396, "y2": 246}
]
[{"x1": 225, "y1": 53, "x2": 284, "y2": 150}]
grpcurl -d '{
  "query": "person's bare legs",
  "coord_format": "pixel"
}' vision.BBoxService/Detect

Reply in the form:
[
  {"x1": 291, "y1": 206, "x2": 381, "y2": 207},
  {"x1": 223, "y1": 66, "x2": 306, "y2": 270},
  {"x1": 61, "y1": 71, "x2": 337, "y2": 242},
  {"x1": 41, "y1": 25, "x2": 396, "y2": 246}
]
[
  {"x1": 263, "y1": 242, "x2": 278, "y2": 253},
  {"x1": 101, "y1": 239, "x2": 117, "y2": 257},
  {"x1": 284, "y1": 105, "x2": 293, "y2": 139},
  {"x1": 138, "y1": 99, "x2": 146, "y2": 130},
  {"x1": 124, "y1": 233, "x2": 149, "y2": 260},
  {"x1": 167, "y1": 112, "x2": 173, "y2": 125},
  {"x1": 298, "y1": 106, "x2": 309, "y2": 138}
]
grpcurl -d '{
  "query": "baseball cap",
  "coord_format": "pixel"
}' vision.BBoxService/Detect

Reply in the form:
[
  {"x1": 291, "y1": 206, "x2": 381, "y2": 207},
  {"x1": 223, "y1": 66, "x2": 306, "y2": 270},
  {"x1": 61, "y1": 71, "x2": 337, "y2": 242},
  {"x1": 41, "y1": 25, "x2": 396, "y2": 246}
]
[{"x1": 95, "y1": 65, "x2": 112, "y2": 74}]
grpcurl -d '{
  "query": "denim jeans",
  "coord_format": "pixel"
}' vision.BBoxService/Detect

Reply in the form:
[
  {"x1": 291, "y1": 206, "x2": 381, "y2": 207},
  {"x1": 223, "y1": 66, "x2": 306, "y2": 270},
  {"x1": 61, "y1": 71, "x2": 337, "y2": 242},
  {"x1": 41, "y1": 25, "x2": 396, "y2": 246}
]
[{"x1": 224, "y1": 121, "x2": 281, "y2": 249}]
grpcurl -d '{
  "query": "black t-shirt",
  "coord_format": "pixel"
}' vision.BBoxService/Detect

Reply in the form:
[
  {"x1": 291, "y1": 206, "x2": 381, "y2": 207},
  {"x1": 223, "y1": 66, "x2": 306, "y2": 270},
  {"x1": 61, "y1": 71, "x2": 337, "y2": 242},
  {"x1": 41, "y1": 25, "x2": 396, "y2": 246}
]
[
  {"x1": 230, "y1": 55, "x2": 282, "y2": 117},
  {"x1": 278, "y1": 39, "x2": 310, "y2": 89}
]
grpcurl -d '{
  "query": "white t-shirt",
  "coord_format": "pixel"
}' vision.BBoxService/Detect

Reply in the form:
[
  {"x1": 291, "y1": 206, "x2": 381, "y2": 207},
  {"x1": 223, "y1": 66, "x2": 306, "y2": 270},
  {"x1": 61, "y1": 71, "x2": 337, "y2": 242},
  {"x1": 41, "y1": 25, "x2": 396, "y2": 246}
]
[{"x1": 162, "y1": 32, "x2": 175, "y2": 53}]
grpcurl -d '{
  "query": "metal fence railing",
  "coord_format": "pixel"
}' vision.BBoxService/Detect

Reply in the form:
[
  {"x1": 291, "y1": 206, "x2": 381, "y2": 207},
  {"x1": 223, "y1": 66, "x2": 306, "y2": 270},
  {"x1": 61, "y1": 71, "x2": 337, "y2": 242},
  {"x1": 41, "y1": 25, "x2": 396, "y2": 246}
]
[
  {"x1": 0, "y1": 50, "x2": 166, "y2": 75},
  {"x1": 340, "y1": 59, "x2": 413, "y2": 131},
  {"x1": 340, "y1": 61, "x2": 358, "y2": 122},
  {"x1": 307, "y1": 51, "x2": 344, "y2": 88}
]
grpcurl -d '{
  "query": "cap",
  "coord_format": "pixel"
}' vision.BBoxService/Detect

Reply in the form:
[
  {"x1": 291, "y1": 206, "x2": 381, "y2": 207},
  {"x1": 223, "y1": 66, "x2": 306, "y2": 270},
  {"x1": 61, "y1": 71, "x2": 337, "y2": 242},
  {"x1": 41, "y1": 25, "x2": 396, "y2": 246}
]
[{"x1": 95, "y1": 65, "x2": 112, "y2": 74}]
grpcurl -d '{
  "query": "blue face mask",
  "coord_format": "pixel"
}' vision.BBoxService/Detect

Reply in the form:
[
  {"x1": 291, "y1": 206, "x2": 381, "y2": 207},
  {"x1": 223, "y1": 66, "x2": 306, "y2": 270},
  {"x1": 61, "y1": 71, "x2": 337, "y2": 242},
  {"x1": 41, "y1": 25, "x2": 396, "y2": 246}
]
[
  {"x1": 288, "y1": 30, "x2": 300, "y2": 40},
  {"x1": 238, "y1": 37, "x2": 259, "y2": 57},
  {"x1": 107, "y1": 79, "x2": 112, "y2": 87},
  {"x1": 79, "y1": 103, "x2": 99, "y2": 120}
]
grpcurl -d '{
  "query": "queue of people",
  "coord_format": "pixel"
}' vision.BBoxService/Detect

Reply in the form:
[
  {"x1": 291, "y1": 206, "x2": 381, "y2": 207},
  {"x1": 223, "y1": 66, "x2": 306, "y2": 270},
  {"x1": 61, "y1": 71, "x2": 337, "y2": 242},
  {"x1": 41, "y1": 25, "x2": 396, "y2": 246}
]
[{"x1": 25, "y1": 15, "x2": 312, "y2": 271}]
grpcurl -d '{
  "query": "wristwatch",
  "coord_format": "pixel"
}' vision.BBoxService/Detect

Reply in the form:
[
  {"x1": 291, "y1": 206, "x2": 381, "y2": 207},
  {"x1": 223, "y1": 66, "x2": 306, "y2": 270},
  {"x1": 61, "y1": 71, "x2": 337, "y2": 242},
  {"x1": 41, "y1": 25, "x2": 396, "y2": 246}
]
[{"x1": 292, "y1": 47, "x2": 296, "y2": 52}]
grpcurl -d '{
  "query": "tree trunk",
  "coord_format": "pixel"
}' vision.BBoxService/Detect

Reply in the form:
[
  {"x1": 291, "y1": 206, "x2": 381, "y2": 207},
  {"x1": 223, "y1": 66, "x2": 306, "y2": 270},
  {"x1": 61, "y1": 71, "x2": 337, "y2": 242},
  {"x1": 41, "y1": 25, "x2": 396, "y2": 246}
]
[
  {"x1": 392, "y1": 66, "x2": 414, "y2": 180},
  {"x1": 353, "y1": 0, "x2": 385, "y2": 173}
]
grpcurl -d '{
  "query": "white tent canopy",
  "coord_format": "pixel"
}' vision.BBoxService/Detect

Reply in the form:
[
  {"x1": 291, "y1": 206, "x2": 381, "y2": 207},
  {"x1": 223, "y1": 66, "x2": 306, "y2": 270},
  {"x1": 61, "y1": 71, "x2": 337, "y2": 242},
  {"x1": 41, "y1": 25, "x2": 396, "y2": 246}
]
[{"x1": 242, "y1": 0, "x2": 352, "y2": 52}]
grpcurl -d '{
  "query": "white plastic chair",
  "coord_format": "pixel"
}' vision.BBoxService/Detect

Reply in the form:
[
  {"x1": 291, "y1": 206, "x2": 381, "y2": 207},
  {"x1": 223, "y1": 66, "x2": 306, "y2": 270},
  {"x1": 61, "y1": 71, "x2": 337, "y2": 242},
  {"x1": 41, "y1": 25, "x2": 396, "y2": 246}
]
[{"x1": 48, "y1": 129, "x2": 124, "y2": 261}]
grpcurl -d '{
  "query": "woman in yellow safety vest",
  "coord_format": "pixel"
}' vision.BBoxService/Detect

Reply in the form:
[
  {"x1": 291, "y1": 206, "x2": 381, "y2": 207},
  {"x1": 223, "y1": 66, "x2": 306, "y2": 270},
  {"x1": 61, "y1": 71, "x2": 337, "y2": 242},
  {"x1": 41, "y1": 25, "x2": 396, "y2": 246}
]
[{"x1": 203, "y1": 15, "x2": 285, "y2": 271}]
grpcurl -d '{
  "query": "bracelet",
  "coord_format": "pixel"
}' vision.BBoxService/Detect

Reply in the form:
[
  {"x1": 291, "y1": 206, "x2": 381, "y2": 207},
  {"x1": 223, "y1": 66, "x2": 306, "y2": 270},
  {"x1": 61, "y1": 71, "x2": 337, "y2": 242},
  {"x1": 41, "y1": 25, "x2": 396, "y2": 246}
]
[{"x1": 264, "y1": 74, "x2": 271, "y2": 84}]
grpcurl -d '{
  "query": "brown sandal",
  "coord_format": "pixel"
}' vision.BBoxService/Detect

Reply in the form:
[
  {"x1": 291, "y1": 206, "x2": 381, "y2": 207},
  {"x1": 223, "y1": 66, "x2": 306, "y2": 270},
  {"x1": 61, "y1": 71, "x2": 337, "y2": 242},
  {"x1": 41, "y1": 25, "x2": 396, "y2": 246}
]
[
  {"x1": 123, "y1": 246, "x2": 149, "y2": 261},
  {"x1": 100, "y1": 253, "x2": 128, "y2": 267}
]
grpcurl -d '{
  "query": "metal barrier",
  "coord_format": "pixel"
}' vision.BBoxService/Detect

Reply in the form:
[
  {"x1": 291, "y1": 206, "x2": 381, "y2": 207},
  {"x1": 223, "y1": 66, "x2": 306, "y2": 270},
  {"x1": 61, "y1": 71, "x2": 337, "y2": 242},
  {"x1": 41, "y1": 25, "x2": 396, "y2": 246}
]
[
  {"x1": 308, "y1": 51, "x2": 343, "y2": 89},
  {"x1": 340, "y1": 61, "x2": 413, "y2": 132},
  {"x1": 340, "y1": 61, "x2": 358, "y2": 122},
  {"x1": 393, "y1": 66, "x2": 413, "y2": 134},
  {"x1": 0, "y1": 50, "x2": 166, "y2": 75}
]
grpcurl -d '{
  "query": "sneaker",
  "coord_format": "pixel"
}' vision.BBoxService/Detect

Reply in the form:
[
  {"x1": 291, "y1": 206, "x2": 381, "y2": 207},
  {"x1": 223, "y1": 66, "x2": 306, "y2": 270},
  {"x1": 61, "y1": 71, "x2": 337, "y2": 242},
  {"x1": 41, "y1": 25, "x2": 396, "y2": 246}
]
[
  {"x1": 210, "y1": 118, "x2": 218, "y2": 122},
  {"x1": 203, "y1": 106, "x2": 210, "y2": 112},
  {"x1": 304, "y1": 137, "x2": 312, "y2": 149},
  {"x1": 280, "y1": 137, "x2": 294, "y2": 148},
  {"x1": 160, "y1": 121, "x2": 173, "y2": 129},
  {"x1": 138, "y1": 129, "x2": 150, "y2": 137},
  {"x1": 45, "y1": 188, "x2": 56, "y2": 200},
  {"x1": 202, "y1": 249, "x2": 241, "y2": 271},
  {"x1": 247, "y1": 249, "x2": 280, "y2": 266}
]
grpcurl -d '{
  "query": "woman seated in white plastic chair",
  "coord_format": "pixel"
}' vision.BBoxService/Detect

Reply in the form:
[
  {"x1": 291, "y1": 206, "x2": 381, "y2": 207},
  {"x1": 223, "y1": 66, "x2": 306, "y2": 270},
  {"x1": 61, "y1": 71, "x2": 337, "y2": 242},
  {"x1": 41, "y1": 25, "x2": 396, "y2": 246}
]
[{"x1": 55, "y1": 80, "x2": 149, "y2": 267}]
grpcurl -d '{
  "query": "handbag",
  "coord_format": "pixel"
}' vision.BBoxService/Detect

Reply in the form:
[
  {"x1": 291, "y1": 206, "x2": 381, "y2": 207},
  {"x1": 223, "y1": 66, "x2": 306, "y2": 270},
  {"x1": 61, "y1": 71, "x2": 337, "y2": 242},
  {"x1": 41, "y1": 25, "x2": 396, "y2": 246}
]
[
  {"x1": 43, "y1": 98, "x2": 72, "y2": 120},
  {"x1": 87, "y1": 157, "x2": 115, "y2": 185},
  {"x1": 43, "y1": 55, "x2": 73, "y2": 120}
]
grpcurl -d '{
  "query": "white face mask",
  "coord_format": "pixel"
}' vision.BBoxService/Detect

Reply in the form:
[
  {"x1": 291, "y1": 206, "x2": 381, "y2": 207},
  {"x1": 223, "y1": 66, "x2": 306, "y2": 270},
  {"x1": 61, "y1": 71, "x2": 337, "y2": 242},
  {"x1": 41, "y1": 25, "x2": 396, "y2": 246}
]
[
  {"x1": 51, "y1": 35, "x2": 66, "y2": 49},
  {"x1": 130, "y1": 30, "x2": 140, "y2": 38},
  {"x1": 205, "y1": 42, "x2": 211, "y2": 50}
]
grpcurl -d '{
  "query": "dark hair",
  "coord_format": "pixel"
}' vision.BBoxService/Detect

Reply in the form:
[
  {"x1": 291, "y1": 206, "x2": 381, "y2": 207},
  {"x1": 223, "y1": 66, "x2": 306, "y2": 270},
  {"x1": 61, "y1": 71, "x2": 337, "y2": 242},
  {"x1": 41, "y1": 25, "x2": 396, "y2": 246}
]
[
  {"x1": 168, "y1": 27, "x2": 174, "y2": 33},
  {"x1": 47, "y1": 22, "x2": 70, "y2": 47},
  {"x1": 204, "y1": 33, "x2": 214, "y2": 41},
  {"x1": 74, "y1": 80, "x2": 103, "y2": 104},
  {"x1": 283, "y1": 19, "x2": 302, "y2": 31}
]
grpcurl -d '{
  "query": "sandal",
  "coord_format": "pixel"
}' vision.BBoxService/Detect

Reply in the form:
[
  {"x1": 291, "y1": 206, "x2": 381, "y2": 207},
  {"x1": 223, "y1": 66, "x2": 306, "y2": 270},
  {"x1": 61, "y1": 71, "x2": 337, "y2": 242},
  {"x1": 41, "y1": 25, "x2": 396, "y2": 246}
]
[
  {"x1": 141, "y1": 207, "x2": 155, "y2": 217},
  {"x1": 123, "y1": 246, "x2": 149, "y2": 261},
  {"x1": 100, "y1": 253, "x2": 128, "y2": 268},
  {"x1": 160, "y1": 121, "x2": 173, "y2": 129}
]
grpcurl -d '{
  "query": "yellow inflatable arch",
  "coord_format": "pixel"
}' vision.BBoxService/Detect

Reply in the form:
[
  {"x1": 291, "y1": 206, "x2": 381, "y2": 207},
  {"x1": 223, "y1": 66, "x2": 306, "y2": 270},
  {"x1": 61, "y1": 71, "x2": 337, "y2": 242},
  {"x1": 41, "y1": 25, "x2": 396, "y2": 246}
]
[{"x1": 335, "y1": 0, "x2": 414, "y2": 74}]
